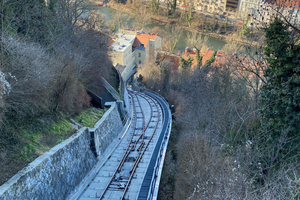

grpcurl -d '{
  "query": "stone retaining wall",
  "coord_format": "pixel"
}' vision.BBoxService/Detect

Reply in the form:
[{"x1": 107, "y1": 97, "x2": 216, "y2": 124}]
[
  {"x1": 0, "y1": 102, "x2": 123, "y2": 200},
  {"x1": 91, "y1": 102, "x2": 123, "y2": 158}
]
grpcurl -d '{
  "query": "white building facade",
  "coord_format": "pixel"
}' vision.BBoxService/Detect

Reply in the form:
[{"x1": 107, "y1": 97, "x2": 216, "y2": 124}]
[{"x1": 108, "y1": 34, "x2": 136, "y2": 82}]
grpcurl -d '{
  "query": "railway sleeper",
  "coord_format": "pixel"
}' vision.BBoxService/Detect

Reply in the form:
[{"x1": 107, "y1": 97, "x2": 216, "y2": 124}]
[{"x1": 126, "y1": 156, "x2": 136, "y2": 162}]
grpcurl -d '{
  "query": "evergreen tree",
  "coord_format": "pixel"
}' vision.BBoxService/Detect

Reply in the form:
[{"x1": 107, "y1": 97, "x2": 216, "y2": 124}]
[
  {"x1": 241, "y1": 20, "x2": 247, "y2": 36},
  {"x1": 166, "y1": 1, "x2": 171, "y2": 16},
  {"x1": 2, "y1": 0, "x2": 56, "y2": 44},
  {"x1": 180, "y1": 57, "x2": 193, "y2": 69},
  {"x1": 225, "y1": 16, "x2": 228, "y2": 31},
  {"x1": 150, "y1": 0, "x2": 159, "y2": 13},
  {"x1": 205, "y1": 23, "x2": 209, "y2": 32},
  {"x1": 260, "y1": 18, "x2": 300, "y2": 159},
  {"x1": 171, "y1": 0, "x2": 176, "y2": 14},
  {"x1": 196, "y1": 49, "x2": 203, "y2": 68},
  {"x1": 186, "y1": 7, "x2": 192, "y2": 27},
  {"x1": 204, "y1": 50, "x2": 217, "y2": 67}
]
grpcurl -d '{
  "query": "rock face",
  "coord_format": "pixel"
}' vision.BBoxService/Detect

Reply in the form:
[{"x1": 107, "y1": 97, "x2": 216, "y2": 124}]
[{"x1": 0, "y1": 102, "x2": 123, "y2": 200}]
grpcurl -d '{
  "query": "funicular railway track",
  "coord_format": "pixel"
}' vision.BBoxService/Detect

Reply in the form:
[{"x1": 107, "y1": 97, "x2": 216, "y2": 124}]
[
  {"x1": 98, "y1": 91, "x2": 161, "y2": 199},
  {"x1": 76, "y1": 90, "x2": 163, "y2": 200}
]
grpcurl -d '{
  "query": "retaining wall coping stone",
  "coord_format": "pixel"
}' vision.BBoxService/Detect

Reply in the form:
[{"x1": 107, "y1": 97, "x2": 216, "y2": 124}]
[{"x1": 93, "y1": 102, "x2": 116, "y2": 129}]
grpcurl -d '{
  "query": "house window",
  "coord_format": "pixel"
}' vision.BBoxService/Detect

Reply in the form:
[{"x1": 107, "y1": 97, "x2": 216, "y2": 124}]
[
  {"x1": 139, "y1": 60, "x2": 141, "y2": 64},
  {"x1": 138, "y1": 53, "x2": 141, "y2": 57}
]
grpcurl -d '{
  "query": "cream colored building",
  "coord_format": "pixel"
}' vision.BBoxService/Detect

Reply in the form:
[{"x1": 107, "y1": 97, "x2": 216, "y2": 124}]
[
  {"x1": 196, "y1": 0, "x2": 227, "y2": 14},
  {"x1": 257, "y1": 0, "x2": 300, "y2": 24},
  {"x1": 238, "y1": 0, "x2": 261, "y2": 21},
  {"x1": 178, "y1": 0, "x2": 237, "y2": 16},
  {"x1": 133, "y1": 32, "x2": 162, "y2": 65},
  {"x1": 108, "y1": 33, "x2": 136, "y2": 82}
]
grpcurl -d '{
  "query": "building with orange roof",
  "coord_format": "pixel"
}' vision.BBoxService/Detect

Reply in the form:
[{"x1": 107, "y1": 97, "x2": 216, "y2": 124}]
[
  {"x1": 182, "y1": 47, "x2": 218, "y2": 70},
  {"x1": 210, "y1": 51, "x2": 266, "y2": 93},
  {"x1": 182, "y1": 48, "x2": 201, "y2": 70},
  {"x1": 182, "y1": 47, "x2": 266, "y2": 91},
  {"x1": 156, "y1": 52, "x2": 180, "y2": 70},
  {"x1": 202, "y1": 49, "x2": 216, "y2": 66},
  {"x1": 133, "y1": 32, "x2": 162, "y2": 65},
  {"x1": 108, "y1": 38, "x2": 115, "y2": 46}
]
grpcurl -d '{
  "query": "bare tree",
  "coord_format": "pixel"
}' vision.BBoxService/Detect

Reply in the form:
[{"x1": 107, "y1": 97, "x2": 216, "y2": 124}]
[
  {"x1": 186, "y1": 32, "x2": 209, "y2": 50},
  {"x1": 110, "y1": 10, "x2": 129, "y2": 29},
  {"x1": 87, "y1": 10, "x2": 107, "y2": 31},
  {"x1": 56, "y1": 0, "x2": 88, "y2": 26},
  {"x1": 1, "y1": 35, "x2": 55, "y2": 118},
  {"x1": 221, "y1": 33, "x2": 244, "y2": 55},
  {"x1": 162, "y1": 26, "x2": 183, "y2": 53},
  {"x1": 131, "y1": 0, "x2": 152, "y2": 30}
]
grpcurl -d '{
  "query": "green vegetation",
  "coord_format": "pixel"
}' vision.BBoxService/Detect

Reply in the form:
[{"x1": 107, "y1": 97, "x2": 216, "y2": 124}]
[
  {"x1": 171, "y1": 0, "x2": 176, "y2": 14},
  {"x1": 0, "y1": 114, "x2": 75, "y2": 185},
  {"x1": 0, "y1": 106, "x2": 109, "y2": 185},
  {"x1": 0, "y1": 0, "x2": 118, "y2": 185},
  {"x1": 225, "y1": 16, "x2": 228, "y2": 31},
  {"x1": 73, "y1": 107, "x2": 108, "y2": 128},
  {"x1": 138, "y1": 15, "x2": 300, "y2": 199},
  {"x1": 150, "y1": 0, "x2": 159, "y2": 13},
  {"x1": 196, "y1": 49, "x2": 203, "y2": 68},
  {"x1": 186, "y1": 7, "x2": 192, "y2": 27},
  {"x1": 260, "y1": 18, "x2": 300, "y2": 162},
  {"x1": 241, "y1": 19, "x2": 247, "y2": 36},
  {"x1": 179, "y1": 57, "x2": 193, "y2": 69},
  {"x1": 204, "y1": 50, "x2": 217, "y2": 67}
]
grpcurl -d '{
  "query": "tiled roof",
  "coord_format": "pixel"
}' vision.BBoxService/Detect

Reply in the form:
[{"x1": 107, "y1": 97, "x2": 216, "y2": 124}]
[
  {"x1": 156, "y1": 52, "x2": 180, "y2": 70},
  {"x1": 265, "y1": 0, "x2": 300, "y2": 8},
  {"x1": 211, "y1": 53, "x2": 266, "y2": 84},
  {"x1": 182, "y1": 47, "x2": 266, "y2": 86},
  {"x1": 183, "y1": 47, "x2": 226, "y2": 68},
  {"x1": 108, "y1": 39, "x2": 115, "y2": 46},
  {"x1": 133, "y1": 33, "x2": 157, "y2": 48},
  {"x1": 202, "y1": 50, "x2": 215, "y2": 65},
  {"x1": 183, "y1": 48, "x2": 200, "y2": 68}
]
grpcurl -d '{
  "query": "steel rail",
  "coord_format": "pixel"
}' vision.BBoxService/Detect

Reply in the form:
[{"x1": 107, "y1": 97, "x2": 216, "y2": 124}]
[
  {"x1": 98, "y1": 92, "x2": 139, "y2": 200},
  {"x1": 132, "y1": 92, "x2": 154, "y2": 153},
  {"x1": 120, "y1": 93, "x2": 161, "y2": 200},
  {"x1": 98, "y1": 91, "x2": 155, "y2": 200}
]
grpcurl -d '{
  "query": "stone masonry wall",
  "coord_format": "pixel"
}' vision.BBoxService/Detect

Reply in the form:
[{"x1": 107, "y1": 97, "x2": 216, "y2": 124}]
[
  {"x1": 0, "y1": 102, "x2": 123, "y2": 200},
  {"x1": 92, "y1": 102, "x2": 123, "y2": 158}
]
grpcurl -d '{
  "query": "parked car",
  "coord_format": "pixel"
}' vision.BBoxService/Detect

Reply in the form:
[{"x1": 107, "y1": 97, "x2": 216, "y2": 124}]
[{"x1": 216, "y1": 17, "x2": 225, "y2": 21}]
